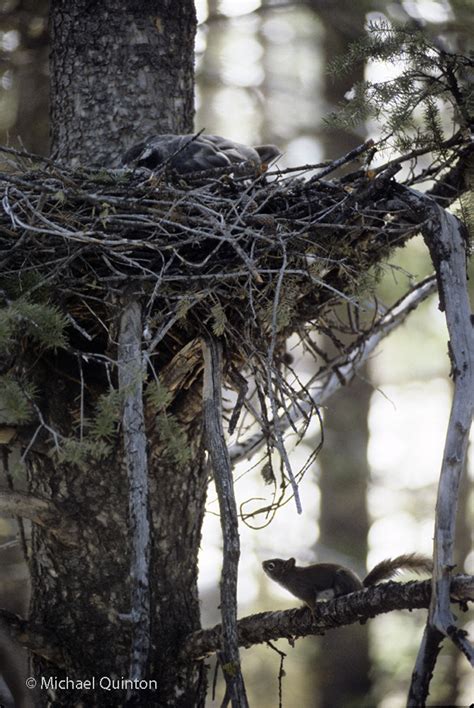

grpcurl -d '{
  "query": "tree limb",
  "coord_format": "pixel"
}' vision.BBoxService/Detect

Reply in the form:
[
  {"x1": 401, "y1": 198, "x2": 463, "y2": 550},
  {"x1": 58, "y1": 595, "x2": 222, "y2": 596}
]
[
  {"x1": 392, "y1": 187, "x2": 474, "y2": 700},
  {"x1": 407, "y1": 624, "x2": 445, "y2": 707},
  {"x1": 425, "y1": 143, "x2": 474, "y2": 206},
  {"x1": 182, "y1": 576, "x2": 473, "y2": 661},
  {"x1": 117, "y1": 297, "x2": 151, "y2": 691},
  {"x1": 202, "y1": 336, "x2": 249, "y2": 708}
]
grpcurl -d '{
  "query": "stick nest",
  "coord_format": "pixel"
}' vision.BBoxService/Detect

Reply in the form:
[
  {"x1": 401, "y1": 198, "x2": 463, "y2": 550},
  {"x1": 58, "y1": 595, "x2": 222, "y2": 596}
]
[
  {"x1": 0, "y1": 149, "x2": 417, "y2": 370},
  {"x1": 0, "y1": 147, "x2": 433, "y2": 518}
]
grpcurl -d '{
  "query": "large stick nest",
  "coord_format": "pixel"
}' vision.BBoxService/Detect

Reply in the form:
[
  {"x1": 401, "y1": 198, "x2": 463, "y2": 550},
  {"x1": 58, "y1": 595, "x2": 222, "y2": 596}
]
[
  {"x1": 0, "y1": 146, "x2": 419, "y2": 370},
  {"x1": 0, "y1": 145, "x2": 455, "y2": 517}
]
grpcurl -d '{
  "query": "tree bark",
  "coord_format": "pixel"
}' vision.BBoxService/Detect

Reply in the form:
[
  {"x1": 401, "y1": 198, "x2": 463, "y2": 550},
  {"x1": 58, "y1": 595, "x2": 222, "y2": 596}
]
[
  {"x1": 202, "y1": 337, "x2": 248, "y2": 707},
  {"x1": 22, "y1": 2, "x2": 208, "y2": 705},
  {"x1": 49, "y1": 0, "x2": 196, "y2": 166}
]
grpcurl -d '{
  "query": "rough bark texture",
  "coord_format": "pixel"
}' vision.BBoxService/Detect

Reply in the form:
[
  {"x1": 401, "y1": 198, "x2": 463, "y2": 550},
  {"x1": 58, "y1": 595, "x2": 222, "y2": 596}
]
[
  {"x1": 25, "y1": 333, "x2": 134, "y2": 696},
  {"x1": 27, "y1": 373, "x2": 207, "y2": 705},
  {"x1": 22, "y1": 2, "x2": 207, "y2": 705},
  {"x1": 49, "y1": 0, "x2": 196, "y2": 166},
  {"x1": 182, "y1": 576, "x2": 474, "y2": 661},
  {"x1": 147, "y1": 387, "x2": 208, "y2": 706},
  {"x1": 404, "y1": 191, "x2": 474, "y2": 699}
]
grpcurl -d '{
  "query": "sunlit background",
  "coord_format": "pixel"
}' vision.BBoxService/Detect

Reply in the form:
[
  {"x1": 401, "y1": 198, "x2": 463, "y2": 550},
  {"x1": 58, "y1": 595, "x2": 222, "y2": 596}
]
[{"x1": 0, "y1": 0, "x2": 472, "y2": 706}]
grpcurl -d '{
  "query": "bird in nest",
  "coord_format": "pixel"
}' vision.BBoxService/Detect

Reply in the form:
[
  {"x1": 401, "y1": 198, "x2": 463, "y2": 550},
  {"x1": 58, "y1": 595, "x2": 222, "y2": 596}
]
[{"x1": 121, "y1": 133, "x2": 281, "y2": 174}]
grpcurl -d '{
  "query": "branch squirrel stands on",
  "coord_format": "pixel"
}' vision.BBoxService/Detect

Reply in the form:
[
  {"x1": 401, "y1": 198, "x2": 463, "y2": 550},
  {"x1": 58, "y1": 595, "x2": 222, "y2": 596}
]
[{"x1": 262, "y1": 554, "x2": 432, "y2": 610}]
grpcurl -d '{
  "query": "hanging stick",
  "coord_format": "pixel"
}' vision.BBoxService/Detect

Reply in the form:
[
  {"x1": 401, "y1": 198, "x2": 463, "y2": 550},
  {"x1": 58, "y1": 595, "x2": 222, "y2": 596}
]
[{"x1": 202, "y1": 336, "x2": 249, "y2": 708}]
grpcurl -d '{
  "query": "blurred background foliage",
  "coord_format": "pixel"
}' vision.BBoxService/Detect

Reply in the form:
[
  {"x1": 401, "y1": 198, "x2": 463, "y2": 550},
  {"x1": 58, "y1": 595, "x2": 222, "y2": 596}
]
[{"x1": 0, "y1": 1, "x2": 472, "y2": 706}]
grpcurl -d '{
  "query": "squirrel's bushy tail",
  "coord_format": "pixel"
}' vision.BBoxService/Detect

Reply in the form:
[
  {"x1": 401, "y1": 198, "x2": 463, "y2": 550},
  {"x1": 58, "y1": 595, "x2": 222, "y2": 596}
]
[{"x1": 363, "y1": 553, "x2": 432, "y2": 587}]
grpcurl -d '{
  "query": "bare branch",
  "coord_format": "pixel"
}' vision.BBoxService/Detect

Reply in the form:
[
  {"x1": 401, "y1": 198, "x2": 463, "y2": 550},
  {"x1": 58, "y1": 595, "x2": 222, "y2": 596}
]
[
  {"x1": 117, "y1": 297, "x2": 151, "y2": 690},
  {"x1": 393, "y1": 188, "x2": 474, "y2": 698},
  {"x1": 182, "y1": 576, "x2": 473, "y2": 662},
  {"x1": 0, "y1": 488, "x2": 53, "y2": 522},
  {"x1": 425, "y1": 143, "x2": 474, "y2": 205},
  {"x1": 202, "y1": 336, "x2": 249, "y2": 708},
  {"x1": 407, "y1": 624, "x2": 445, "y2": 707}
]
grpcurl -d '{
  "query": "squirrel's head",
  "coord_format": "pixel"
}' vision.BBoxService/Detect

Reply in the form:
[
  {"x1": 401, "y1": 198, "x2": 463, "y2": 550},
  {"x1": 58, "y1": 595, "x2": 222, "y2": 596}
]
[{"x1": 262, "y1": 557, "x2": 296, "y2": 581}]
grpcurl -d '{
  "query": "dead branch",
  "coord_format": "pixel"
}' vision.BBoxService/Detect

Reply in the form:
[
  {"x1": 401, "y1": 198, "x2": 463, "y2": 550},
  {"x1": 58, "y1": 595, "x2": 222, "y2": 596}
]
[
  {"x1": 202, "y1": 336, "x2": 249, "y2": 707},
  {"x1": 182, "y1": 575, "x2": 473, "y2": 662},
  {"x1": 229, "y1": 276, "x2": 437, "y2": 465},
  {"x1": 117, "y1": 297, "x2": 151, "y2": 688},
  {"x1": 389, "y1": 188, "x2": 474, "y2": 699},
  {"x1": 407, "y1": 624, "x2": 445, "y2": 707},
  {"x1": 425, "y1": 143, "x2": 474, "y2": 206}
]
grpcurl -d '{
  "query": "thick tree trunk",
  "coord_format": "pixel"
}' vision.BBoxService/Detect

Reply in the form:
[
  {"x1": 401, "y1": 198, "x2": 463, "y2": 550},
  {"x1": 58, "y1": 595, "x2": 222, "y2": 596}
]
[
  {"x1": 49, "y1": 0, "x2": 196, "y2": 166},
  {"x1": 1, "y1": 0, "x2": 50, "y2": 154},
  {"x1": 28, "y1": 372, "x2": 207, "y2": 705},
  {"x1": 23, "y1": 2, "x2": 207, "y2": 705}
]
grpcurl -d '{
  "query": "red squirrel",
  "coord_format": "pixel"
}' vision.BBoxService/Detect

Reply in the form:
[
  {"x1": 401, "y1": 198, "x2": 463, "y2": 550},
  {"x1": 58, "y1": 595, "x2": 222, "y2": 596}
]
[{"x1": 262, "y1": 554, "x2": 432, "y2": 609}]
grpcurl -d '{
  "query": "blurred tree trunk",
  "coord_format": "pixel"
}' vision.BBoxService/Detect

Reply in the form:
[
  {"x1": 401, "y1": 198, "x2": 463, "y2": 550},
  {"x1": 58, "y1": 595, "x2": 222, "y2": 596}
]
[
  {"x1": 25, "y1": 2, "x2": 208, "y2": 706},
  {"x1": 308, "y1": 2, "x2": 372, "y2": 706},
  {"x1": 196, "y1": 0, "x2": 220, "y2": 133},
  {"x1": 314, "y1": 0, "x2": 370, "y2": 160},
  {"x1": 0, "y1": 0, "x2": 49, "y2": 154},
  {"x1": 317, "y1": 379, "x2": 372, "y2": 707}
]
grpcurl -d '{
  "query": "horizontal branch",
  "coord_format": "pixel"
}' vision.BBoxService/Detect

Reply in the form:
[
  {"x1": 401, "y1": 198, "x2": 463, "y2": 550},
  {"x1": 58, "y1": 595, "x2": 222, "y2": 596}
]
[
  {"x1": 0, "y1": 488, "x2": 79, "y2": 546},
  {"x1": 183, "y1": 576, "x2": 473, "y2": 661},
  {"x1": 0, "y1": 487, "x2": 55, "y2": 522}
]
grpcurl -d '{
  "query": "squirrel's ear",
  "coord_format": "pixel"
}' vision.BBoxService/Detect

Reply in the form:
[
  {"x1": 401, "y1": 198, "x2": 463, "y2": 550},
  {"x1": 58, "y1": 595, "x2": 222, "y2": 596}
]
[{"x1": 285, "y1": 558, "x2": 296, "y2": 570}]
